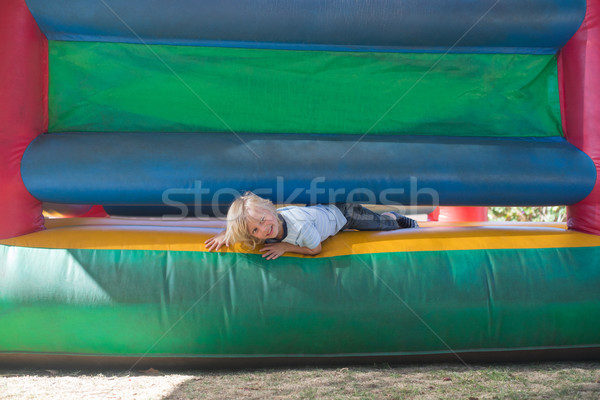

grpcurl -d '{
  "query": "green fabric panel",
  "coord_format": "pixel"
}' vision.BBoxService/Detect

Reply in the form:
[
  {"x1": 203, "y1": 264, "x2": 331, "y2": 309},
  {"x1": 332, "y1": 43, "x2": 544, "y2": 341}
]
[
  {"x1": 48, "y1": 41, "x2": 562, "y2": 136},
  {"x1": 1, "y1": 244, "x2": 598, "y2": 357}
]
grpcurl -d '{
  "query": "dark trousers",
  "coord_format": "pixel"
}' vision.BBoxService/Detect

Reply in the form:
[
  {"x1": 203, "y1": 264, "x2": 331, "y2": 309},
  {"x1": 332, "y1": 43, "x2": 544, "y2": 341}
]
[{"x1": 333, "y1": 203, "x2": 399, "y2": 231}]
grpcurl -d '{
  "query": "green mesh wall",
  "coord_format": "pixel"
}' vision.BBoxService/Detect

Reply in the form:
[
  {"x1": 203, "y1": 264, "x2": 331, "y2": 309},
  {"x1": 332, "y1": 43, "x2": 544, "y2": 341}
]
[{"x1": 48, "y1": 41, "x2": 562, "y2": 136}]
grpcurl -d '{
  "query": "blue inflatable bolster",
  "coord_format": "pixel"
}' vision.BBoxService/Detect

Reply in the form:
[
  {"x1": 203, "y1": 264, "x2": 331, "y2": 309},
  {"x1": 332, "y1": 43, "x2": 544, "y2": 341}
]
[
  {"x1": 20, "y1": 133, "x2": 597, "y2": 207},
  {"x1": 24, "y1": 0, "x2": 586, "y2": 54}
]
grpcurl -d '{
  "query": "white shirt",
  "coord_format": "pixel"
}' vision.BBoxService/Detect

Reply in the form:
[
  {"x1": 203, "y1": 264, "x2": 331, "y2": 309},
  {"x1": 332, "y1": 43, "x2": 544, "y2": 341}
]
[{"x1": 277, "y1": 205, "x2": 347, "y2": 249}]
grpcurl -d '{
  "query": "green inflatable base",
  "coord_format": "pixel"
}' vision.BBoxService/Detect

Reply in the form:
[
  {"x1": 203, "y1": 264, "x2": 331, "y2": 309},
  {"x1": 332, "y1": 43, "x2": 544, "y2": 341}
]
[{"x1": 1, "y1": 236, "x2": 599, "y2": 366}]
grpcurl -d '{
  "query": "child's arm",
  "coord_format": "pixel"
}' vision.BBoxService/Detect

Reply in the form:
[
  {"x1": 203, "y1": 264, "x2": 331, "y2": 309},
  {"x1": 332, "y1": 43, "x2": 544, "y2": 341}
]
[
  {"x1": 260, "y1": 242, "x2": 322, "y2": 260},
  {"x1": 204, "y1": 230, "x2": 229, "y2": 251}
]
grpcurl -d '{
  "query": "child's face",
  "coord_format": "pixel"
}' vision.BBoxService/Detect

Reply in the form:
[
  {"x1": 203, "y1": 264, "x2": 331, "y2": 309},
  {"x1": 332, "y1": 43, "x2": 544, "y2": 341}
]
[{"x1": 246, "y1": 206, "x2": 279, "y2": 240}]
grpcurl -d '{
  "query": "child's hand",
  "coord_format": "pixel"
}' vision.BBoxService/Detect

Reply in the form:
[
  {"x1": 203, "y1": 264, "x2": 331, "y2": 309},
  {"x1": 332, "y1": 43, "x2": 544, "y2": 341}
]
[
  {"x1": 260, "y1": 242, "x2": 288, "y2": 260},
  {"x1": 204, "y1": 231, "x2": 229, "y2": 252}
]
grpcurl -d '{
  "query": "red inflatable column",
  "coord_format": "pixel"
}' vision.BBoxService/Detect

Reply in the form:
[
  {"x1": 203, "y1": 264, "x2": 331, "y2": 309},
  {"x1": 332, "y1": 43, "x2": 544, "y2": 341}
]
[
  {"x1": 559, "y1": 0, "x2": 600, "y2": 235},
  {"x1": 0, "y1": 0, "x2": 47, "y2": 239},
  {"x1": 429, "y1": 207, "x2": 488, "y2": 222}
]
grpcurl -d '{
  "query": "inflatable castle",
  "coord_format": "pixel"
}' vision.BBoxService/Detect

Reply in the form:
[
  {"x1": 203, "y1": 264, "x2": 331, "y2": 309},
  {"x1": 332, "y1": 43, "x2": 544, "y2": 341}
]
[{"x1": 1, "y1": 0, "x2": 599, "y2": 367}]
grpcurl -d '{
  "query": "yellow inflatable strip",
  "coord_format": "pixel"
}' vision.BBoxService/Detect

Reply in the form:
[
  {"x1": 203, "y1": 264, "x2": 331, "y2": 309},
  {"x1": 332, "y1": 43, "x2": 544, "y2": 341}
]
[{"x1": 2, "y1": 219, "x2": 600, "y2": 258}]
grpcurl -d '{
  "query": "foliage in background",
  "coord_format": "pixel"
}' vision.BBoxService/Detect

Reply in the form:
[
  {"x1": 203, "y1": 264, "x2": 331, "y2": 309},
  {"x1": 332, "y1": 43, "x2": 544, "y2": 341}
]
[{"x1": 488, "y1": 206, "x2": 567, "y2": 222}]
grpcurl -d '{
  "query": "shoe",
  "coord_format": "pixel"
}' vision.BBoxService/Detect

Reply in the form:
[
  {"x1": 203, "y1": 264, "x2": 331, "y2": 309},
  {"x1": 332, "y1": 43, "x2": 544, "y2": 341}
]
[{"x1": 387, "y1": 212, "x2": 419, "y2": 229}]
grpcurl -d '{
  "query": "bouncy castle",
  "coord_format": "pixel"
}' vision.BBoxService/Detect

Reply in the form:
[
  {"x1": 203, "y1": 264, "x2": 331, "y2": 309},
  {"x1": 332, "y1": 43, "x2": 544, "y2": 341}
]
[{"x1": 1, "y1": 0, "x2": 599, "y2": 367}]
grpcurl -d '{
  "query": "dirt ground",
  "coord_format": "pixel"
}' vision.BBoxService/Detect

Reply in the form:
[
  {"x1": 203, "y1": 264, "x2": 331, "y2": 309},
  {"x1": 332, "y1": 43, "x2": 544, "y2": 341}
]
[{"x1": 2, "y1": 362, "x2": 599, "y2": 400}]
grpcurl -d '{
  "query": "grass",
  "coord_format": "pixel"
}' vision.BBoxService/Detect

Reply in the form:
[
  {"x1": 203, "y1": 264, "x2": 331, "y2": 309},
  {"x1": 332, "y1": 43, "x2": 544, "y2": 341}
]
[
  {"x1": 1, "y1": 362, "x2": 599, "y2": 399},
  {"x1": 161, "y1": 362, "x2": 600, "y2": 400}
]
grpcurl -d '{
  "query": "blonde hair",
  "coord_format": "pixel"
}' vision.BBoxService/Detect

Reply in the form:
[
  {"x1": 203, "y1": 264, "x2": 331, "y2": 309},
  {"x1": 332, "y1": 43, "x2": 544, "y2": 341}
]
[{"x1": 224, "y1": 191, "x2": 278, "y2": 249}]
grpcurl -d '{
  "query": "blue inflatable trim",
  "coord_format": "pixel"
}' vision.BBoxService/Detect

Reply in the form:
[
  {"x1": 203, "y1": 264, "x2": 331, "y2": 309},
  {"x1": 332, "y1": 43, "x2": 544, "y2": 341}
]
[
  {"x1": 25, "y1": 0, "x2": 586, "y2": 54},
  {"x1": 21, "y1": 133, "x2": 596, "y2": 209}
]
